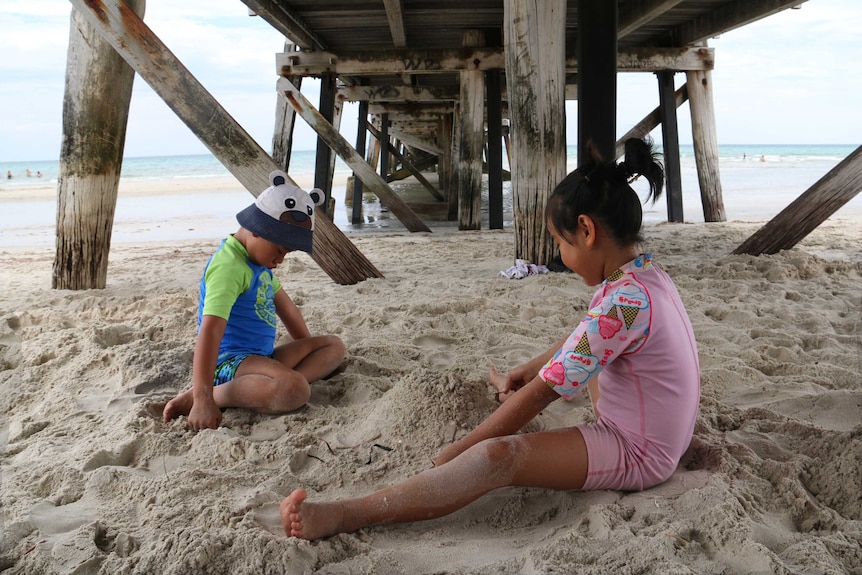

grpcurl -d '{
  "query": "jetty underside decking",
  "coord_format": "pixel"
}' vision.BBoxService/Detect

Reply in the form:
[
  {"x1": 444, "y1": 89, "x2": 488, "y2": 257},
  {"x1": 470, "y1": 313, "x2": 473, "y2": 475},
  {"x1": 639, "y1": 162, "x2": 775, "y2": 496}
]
[{"x1": 61, "y1": 0, "x2": 846, "y2": 287}]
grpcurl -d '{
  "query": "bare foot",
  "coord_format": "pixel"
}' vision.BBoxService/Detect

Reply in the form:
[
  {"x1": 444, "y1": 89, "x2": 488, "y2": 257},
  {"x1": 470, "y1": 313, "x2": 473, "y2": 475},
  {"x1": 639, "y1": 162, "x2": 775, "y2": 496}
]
[
  {"x1": 162, "y1": 390, "x2": 193, "y2": 423},
  {"x1": 489, "y1": 366, "x2": 516, "y2": 403},
  {"x1": 280, "y1": 489, "x2": 345, "y2": 540}
]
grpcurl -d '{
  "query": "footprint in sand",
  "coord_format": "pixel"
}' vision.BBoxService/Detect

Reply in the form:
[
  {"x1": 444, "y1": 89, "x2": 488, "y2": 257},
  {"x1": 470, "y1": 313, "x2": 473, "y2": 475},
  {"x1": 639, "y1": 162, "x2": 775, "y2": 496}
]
[{"x1": 413, "y1": 334, "x2": 457, "y2": 368}]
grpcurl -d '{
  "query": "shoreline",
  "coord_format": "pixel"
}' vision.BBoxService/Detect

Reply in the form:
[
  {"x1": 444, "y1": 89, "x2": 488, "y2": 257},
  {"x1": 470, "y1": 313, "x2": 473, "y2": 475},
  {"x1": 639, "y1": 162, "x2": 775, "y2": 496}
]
[
  {"x1": 2, "y1": 172, "x2": 862, "y2": 252},
  {"x1": 0, "y1": 174, "x2": 327, "y2": 202}
]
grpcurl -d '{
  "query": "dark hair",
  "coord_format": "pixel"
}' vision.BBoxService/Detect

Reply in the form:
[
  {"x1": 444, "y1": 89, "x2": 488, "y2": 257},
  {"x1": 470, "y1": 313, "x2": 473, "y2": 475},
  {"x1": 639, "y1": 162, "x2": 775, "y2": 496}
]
[{"x1": 546, "y1": 138, "x2": 664, "y2": 246}]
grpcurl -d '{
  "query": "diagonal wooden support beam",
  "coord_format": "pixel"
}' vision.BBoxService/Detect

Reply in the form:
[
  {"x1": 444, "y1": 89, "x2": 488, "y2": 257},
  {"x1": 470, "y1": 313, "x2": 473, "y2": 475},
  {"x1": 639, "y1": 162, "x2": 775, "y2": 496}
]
[
  {"x1": 278, "y1": 78, "x2": 431, "y2": 233},
  {"x1": 733, "y1": 146, "x2": 862, "y2": 256},
  {"x1": 66, "y1": 0, "x2": 382, "y2": 285},
  {"x1": 365, "y1": 122, "x2": 444, "y2": 201},
  {"x1": 614, "y1": 83, "x2": 688, "y2": 159}
]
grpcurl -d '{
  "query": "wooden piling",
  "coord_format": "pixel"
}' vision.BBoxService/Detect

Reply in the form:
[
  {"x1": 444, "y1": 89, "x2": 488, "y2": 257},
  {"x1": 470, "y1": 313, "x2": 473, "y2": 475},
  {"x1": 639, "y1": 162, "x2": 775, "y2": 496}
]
[
  {"x1": 66, "y1": 0, "x2": 383, "y2": 285},
  {"x1": 272, "y1": 42, "x2": 301, "y2": 171},
  {"x1": 278, "y1": 78, "x2": 431, "y2": 233},
  {"x1": 503, "y1": 0, "x2": 567, "y2": 264},
  {"x1": 458, "y1": 29, "x2": 486, "y2": 230},
  {"x1": 53, "y1": 0, "x2": 145, "y2": 290},
  {"x1": 657, "y1": 71, "x2": 684, "y2": 222},
  {"x1": 686, "y1": 67, "x2": 727, "y2": 222}
]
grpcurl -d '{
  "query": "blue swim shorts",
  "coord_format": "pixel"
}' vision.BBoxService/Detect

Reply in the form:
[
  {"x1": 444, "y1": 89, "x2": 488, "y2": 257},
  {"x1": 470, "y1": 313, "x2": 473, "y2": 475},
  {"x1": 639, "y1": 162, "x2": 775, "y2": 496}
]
[{"x1": 213, "y1": 354, "x2": 253, "y2": 386}]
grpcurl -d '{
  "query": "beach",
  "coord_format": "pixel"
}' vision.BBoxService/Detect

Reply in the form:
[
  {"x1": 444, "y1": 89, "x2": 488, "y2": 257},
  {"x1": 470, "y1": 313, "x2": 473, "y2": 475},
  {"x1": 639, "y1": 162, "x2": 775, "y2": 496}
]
[{"x1": 1, "y1": 164, "x2": 861, "y2": 573}]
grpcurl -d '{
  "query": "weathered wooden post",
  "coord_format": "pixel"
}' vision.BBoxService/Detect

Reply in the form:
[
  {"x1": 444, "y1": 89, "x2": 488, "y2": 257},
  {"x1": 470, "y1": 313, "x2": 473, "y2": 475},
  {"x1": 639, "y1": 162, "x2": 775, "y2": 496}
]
[
  {"x1": 437, "y1": 113, "x2": 454, "y2": 202},
  {"x1": 272, "y1": 42, "x2": 302, "y2": 171},
  {"x1": 486, "y1": 67, "x2": 504, "y2": 229},
  {"x1": 66, "y1": 0, "x2": 383, "y2": 285},
  {"x1": 314, "y1": 73, "x2": 337, "y2": 214},
  {"x1": 577, "y1": 0, "x2": 617, "y2": 165},
  {"x1": 352, "y1": 99, "x2": 369, "y2": 224},
  {"x1": 458, "y1": 29, "x2": 486, "y2": 230},
  {"x1": 53, "y1": 0, "x2": 146, "y2": 290},
  {"x1": 656, "y1": 71, "x2": 684, "y2": 222},
  {"x1": 503, "y1": 0, "x2": 567, "y2": 264},
  {"x1": 447, "y1": 105, "x2": 461, "y2": 221},
  {"x1": 686, "y1": 56, "x2": 726, "y2": 222}
]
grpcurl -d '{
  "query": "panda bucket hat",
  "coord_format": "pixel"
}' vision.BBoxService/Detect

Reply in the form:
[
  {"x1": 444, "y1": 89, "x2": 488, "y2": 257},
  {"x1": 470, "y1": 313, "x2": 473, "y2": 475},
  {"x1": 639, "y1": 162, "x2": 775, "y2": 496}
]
[{"x1": 236, "y1": 170, "x2": 325, "y2": 253}]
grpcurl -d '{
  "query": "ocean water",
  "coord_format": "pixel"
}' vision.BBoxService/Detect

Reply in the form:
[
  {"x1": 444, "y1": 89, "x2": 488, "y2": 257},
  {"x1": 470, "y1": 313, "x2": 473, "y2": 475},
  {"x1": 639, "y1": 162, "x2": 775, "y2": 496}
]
[{"x1": 1, "y1": 144, "x2": 859, "y2": 247}]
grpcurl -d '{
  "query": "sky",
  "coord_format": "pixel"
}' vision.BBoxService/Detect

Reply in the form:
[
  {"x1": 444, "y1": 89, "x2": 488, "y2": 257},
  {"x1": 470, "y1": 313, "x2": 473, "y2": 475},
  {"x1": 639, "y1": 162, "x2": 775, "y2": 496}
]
[{"x1": 0, "y1": 0, "x2": 859, "y2": 163}]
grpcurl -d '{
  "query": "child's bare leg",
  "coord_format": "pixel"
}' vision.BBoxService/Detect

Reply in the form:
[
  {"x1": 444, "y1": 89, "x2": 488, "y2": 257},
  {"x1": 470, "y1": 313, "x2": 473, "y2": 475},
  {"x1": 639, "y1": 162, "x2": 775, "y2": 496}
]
[
  {"x1": 273, "y1": 335, "x2": 345, "y2": 383},
  {"x1": 214, "y1": 356, "x2": 311, "y2": 413},
  {"x1": 281, "y1": 428, "x2": 589, "y2": 540}
]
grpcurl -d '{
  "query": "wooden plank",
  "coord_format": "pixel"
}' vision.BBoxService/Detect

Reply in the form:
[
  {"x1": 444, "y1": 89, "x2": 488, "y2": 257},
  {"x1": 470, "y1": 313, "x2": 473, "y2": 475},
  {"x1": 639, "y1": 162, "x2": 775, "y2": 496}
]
[
  {"x1": 54, "y1": 0, "x2": 144, "y2": 290},
  {"x1": 382, "y1": 0, "x2": 407, "y2": 47},
  {"x1": 615, "y1": 83, "x2": 688, "y2": 159},
  {"x1": 339, "y1": 84, "x2": 459, "y2": 103},
  {"x1": 278, "y1": 77, "x2": 431, "y2": 233},
  {"x1": 733, "y1": 146, "x2": 862, "y2": 256},
  {"x1": 381, "y1": 131, "x2": 444, "y2": 157},
  {"x1": 366, "y1": 122, "x2": 444, "y2": 201},
  {"x1": 388, "y1": 153, "x2": 439, "y2": 181},
  {"x1": 68, "y1": 0, "x2": 383, "y2": 285},
  {"x1": 686, "y1": 68, "x2": 726, "y2": 222},
  {"x1": 369, "y1": 103, "x2": 454, "y2": 117},
  {"x1": 619, "y1": 0, "x2": 685, "y2": 39},
  {"x1": 678, "y1": 0, "x2": 810, "y2": 46},
  {"x1": 239, "y1": 0, "x2": 322, "y2": 50},
  {"x1": 277, "y1": 47, "x2": 714, "y2": 76}
]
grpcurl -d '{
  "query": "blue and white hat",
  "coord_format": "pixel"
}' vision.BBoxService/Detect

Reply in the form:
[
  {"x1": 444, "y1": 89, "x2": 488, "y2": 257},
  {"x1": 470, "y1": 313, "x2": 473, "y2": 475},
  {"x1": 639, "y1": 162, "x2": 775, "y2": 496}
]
[{"x1": 236, "y1": 170, "x2": 325, "y2": 253}]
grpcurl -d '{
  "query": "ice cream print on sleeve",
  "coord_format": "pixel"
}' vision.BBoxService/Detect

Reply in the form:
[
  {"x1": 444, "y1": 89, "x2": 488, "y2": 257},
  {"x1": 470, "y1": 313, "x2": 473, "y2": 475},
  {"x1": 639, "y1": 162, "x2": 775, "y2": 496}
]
[{"x1": 540, "y1": 269, "x2": 653, "y2": 400}]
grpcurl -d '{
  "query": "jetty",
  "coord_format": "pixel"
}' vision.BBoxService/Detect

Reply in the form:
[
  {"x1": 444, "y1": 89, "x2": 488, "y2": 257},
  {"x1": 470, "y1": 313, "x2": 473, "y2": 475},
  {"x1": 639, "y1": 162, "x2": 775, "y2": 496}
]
[{"x1": 56, "y1": 0, "x2": 857, "y2": 287}]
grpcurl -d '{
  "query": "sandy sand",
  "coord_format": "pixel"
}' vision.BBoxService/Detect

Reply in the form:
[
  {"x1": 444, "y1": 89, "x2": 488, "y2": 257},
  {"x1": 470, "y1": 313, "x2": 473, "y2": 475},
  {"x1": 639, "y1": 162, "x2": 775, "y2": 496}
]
[{"x1": 1, "y1": 207, "x2": 860, "y2": 573}]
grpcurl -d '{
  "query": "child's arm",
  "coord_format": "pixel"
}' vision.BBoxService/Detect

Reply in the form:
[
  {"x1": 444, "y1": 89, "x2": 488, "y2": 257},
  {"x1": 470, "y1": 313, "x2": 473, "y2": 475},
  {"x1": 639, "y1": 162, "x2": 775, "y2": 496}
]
[
  {"x1": 494, "y1": 335, "x2": 569, "y2": 394},
  {"x1": 188, "y1": 315, "x2": 227, "y2": 431},
  {"x1": 274, "y1": 289, "x2": 312, "y2": 340},
  {"x1": 434, "y1": 376, "x2": 559, "y2": 466}
]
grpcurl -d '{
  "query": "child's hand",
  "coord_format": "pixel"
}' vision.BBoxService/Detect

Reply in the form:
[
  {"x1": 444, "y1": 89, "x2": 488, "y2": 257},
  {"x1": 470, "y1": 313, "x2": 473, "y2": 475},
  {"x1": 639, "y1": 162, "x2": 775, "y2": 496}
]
[
  {"x1": 489, "y1": 366, "x2": 528, "y2": 403},
  {"x1": 188, "y1": 397, "x2": 222, "y2": 431}
]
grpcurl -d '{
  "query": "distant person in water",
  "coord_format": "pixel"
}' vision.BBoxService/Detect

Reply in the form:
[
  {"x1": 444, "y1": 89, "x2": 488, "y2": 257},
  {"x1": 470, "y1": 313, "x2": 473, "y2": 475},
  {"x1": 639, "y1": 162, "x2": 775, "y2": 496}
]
[
  {"x1": 280, "y1": 138, "x2": 701, "y2": 541},
  {"x1": 162, "y1": 170, "x2": 345, "y2": 431},
  {"x1": 6, "y1": 171, "x2": 11, "y2": 179},
  {"x1": 36, "y1": 171, "x2": 42, "y2": 178},
  {"x1": 25, "y1": 169, "x2": 31, "y2": 177}
]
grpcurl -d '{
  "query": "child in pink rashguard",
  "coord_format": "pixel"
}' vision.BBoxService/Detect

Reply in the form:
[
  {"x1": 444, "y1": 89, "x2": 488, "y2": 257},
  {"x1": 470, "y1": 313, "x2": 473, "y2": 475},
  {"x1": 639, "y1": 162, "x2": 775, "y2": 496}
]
[{"x1": 280, "y1": 138, "x2": 700, "y2": 541}]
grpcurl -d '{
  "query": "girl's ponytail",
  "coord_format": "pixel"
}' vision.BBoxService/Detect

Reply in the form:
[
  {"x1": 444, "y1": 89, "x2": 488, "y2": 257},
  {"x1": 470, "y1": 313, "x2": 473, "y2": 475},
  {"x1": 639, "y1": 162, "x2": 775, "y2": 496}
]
[
  {"x1": 621, "y1": 138, "x2": 664, "y2": 204},
  {"x1": 546, "y1": 137, "x2": 665, "y2": 247}
]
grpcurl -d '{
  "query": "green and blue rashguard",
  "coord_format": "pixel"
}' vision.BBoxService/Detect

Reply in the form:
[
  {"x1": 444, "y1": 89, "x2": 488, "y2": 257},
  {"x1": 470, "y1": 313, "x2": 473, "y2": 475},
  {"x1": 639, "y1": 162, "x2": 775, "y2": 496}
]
[{"x1": 198, "y1": 235, "x2": 283, "y2": 385}]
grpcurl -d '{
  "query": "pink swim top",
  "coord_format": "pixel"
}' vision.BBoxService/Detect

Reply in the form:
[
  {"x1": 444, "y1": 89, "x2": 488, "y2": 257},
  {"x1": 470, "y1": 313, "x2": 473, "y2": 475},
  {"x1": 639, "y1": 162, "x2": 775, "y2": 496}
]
[{"x1": 539, "y1": 254, "x2": 700, "y2": 481}]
